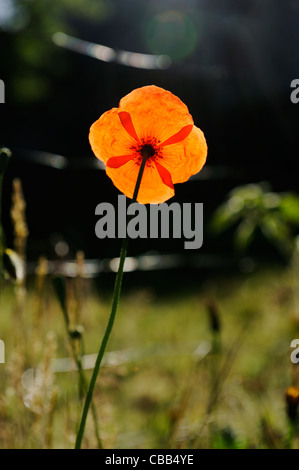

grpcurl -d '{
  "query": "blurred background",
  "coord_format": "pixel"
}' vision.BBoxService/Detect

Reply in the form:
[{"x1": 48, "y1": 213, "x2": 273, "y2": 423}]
[
  {"x1": 1, "y1": 0, "x2": 299, "y2": 274},
  {"x1": 1, "y1": 0, "x2": 299, "y2": 449}
]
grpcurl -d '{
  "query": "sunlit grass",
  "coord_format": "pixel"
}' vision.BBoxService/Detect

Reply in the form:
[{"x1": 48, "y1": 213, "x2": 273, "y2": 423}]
[{"x1": 0, "y1": 263, "x2": 298, "y2": 448}]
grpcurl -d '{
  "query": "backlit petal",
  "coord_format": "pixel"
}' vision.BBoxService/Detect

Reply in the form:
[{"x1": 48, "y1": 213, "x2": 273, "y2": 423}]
[
  {"x1": 89, "y1": 85, "x2": 207, "y2": 204},
  {"x1": 107, "y1": 155, "x2": 134, "y2": 168},
  {"x1": 159, "y1": 125, "x2": 207, "y2": 184},
  {"x1": 160, "y1": 124, "x2": 193, "y2": 147},
  {"x1": 89, "y1": 108, "x2": 136, "y2": 164},
  {"x1": 106, "y1": 160, "x2": 175, "y2": 204},
  {"x1": 118, "y1": 85, "x2": 194, "y2": 143},
  {"x1": 118, "y1": 111, "x2": 139, "y2": 141},
  {"x1": 154, "y1": 161, "x2": 174, "y2": 189}
]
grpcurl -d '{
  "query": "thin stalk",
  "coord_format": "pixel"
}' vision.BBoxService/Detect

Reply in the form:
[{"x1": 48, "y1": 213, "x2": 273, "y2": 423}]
[
  {"x1": 68, "y1": 323, "x2": 102, "y2": 448},
  {"x1": 0, "y1": 148, "x2": 12, "y2": 294},
  {"x1": 75, "y1": 156, "x2": 147, "y2": 449},
  {"x1": 194, "y1": 318, "x2": 252, "y2": 446},
  {"x1": 57, "y1": 287, "x2": 102, "y2": 449}
]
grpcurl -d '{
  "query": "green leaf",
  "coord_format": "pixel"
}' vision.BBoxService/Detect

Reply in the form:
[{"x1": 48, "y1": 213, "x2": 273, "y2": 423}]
[
  {"x1": 234, "y1": 218, "x2": 257, "y2": 252},
  {"x1": 279, "y1": 193, "x2": 299, "y2": 225},
  {"x1": 3, "y1": 249, "x2": 24, "y2": 282},
  {"x1": 260, "y1": 213, "x2": 294, "y2": 256},
  {"x1": 210, "y1": 201, "x2": 242, "y2": 233}
]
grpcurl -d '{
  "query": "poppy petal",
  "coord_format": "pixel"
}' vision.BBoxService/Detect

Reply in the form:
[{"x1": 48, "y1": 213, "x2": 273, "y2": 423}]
[
  {"x1": 160, "y1": 124, "x2": 193, "y2": 147},
  {"x1": 89, "y1": 108, "x2": 136, "y2": 165},
  {"x1": 154, "y1": 161, "x2": 174, "y2": 189},
  {"x1": 118, "y1": 111, "x2": 140, "y2": 142},
  {"x1": 106, "y1": 160, "x2": 175, "y2": 204},
  {"x1": 159, "y1": 125, "x2": 207, "y2": 184},
  {"x1": 118, "y1": 85, "x2": 194, "y2": 143},
  {"x1": 89, "y1": 85, "x2": 207, "y2": 204},
  {"x1": 107, "y1": 155, "x2": 134, "y2": 168}
]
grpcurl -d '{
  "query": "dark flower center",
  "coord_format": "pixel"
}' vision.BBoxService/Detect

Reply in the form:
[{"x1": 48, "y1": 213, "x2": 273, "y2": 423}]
[
  {"x1": 141, "y1": 143, "x2": 156, "y2": 160},
  {"x1": 132, "y1": 137, "x2": 162, "y2": 167}
]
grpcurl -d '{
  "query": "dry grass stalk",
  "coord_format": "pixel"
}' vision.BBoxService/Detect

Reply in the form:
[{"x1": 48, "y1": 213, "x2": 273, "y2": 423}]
[{"x1": 10, "y1": 178, "x2": 29, "y2": 262}]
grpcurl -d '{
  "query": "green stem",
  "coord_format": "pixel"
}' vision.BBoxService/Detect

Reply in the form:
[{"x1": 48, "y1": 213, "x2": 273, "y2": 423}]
[
  {"x1": 52, "y1": 276, "x2": 103, "y2": 449},
  {"x1": 67, "y1": 319, "x2": 102, "y2": 448},
  {"x1": 75, "y1": 156, "x2": 147, "y2": 449}
]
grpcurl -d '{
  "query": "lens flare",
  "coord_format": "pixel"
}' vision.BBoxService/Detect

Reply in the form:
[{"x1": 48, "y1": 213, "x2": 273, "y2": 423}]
[{"x1": 145, "y1": 10, "x2": 198, "y2": 61}]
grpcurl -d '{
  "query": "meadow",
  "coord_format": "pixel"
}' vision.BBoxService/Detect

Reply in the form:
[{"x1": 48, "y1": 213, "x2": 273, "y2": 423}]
[
  {"x1": 1, "y1": 162, "x2": 299, "y2": 451},
  {"x1": 0, "y1": 170, "x2": 298, "y2": 450},
  {"x1": 1, "y1": 241, "x2": 299, "y2": 449}
]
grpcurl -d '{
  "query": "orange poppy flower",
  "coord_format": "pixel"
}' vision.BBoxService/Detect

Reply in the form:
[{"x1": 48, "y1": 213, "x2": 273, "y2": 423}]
[{"x1": 89, "y1": 85, "x2": 207, "y2": 204}]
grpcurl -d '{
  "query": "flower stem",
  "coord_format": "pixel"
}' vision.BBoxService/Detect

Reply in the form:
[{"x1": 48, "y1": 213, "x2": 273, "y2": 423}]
[
  {"x1": 52, "y1": 275, "x2": 102, "y2": 448},
  {"x1": 75, "y1": 157, "x2": 147, "y2": 449}
]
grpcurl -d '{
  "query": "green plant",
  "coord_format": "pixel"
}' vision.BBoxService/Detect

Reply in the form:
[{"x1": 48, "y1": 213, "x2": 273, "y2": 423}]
[{"x1": 210, "y1": 182, "x2": 299, "y2": 258}]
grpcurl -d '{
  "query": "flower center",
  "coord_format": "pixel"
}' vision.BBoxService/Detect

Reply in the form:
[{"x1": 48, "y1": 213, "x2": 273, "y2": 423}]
[
  {"x1": 132, "y1": 137, "x2": 162, "y2": 167},
  {"x1": 141, "y1": 143, "x2": 156, "y2": 160}
]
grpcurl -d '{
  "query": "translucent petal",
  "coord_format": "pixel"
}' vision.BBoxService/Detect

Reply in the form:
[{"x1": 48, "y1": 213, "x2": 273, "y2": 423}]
[
  {"x1": 160, "y1": 124, "x2": 193, "y2": 147},
  {"x1": 106, "y1": 160, "x2": 175, "y2": 204},
  {"x1": 118, "y1": 111, "x2": 139, "y2": 141},
  {"x1": 107, "y1": 155, "x2": 134, "y2": 168},
  {"x1": 89, "y1": 108, "x2": 135, "y2": 164},
  {"x1": 155, "y1": 161, "x2": 174, "y2": 189},
  {"x1": 118, "y1": 85, "x2": 194, "y2": 143},
  {"x1": 159, "y1": 125, "x2": 207, "y2": 184}
]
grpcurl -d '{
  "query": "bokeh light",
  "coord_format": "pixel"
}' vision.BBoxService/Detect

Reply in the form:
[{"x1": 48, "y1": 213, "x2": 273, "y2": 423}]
[
  {"x1": 0, "y1": 0, "x2": 29, "y2": 32},
  {"x1": 145, "y1": 10, "x2": 198, "y2": 61}
]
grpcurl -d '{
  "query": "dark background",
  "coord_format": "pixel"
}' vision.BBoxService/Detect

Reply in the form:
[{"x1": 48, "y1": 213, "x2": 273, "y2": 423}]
[{"x1": 0, "y1": 0, "x2": 299, "y2": 266}]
